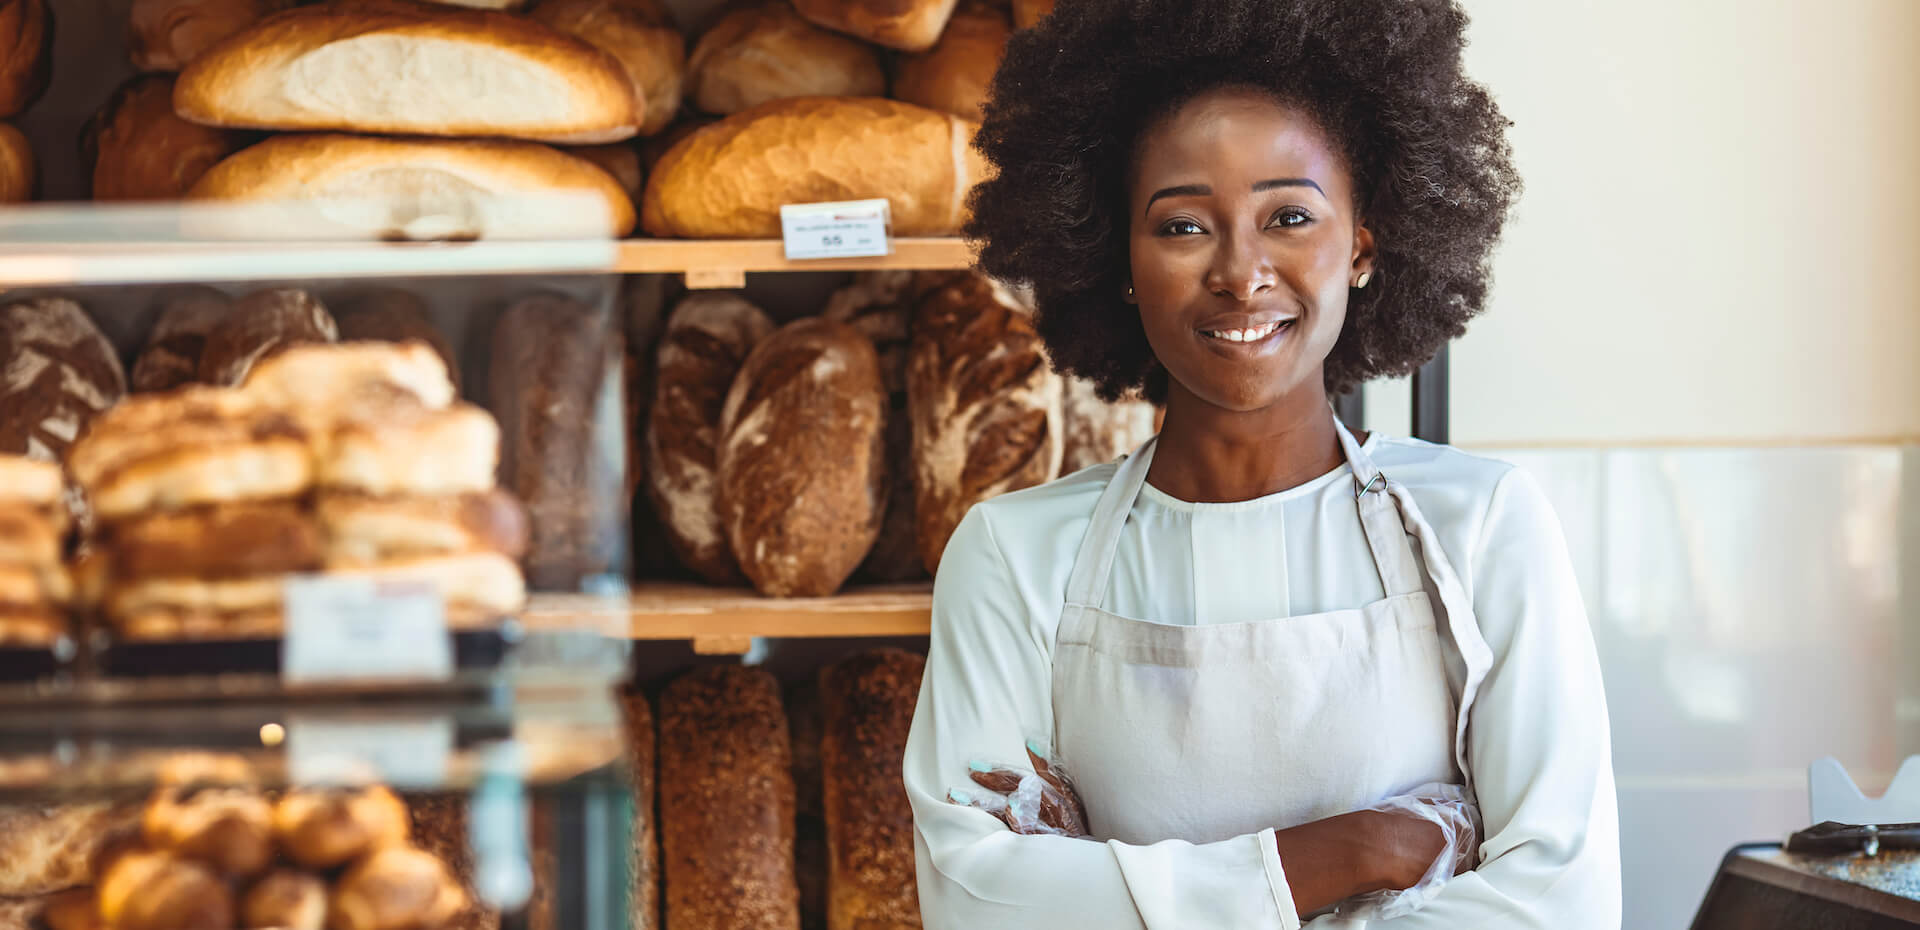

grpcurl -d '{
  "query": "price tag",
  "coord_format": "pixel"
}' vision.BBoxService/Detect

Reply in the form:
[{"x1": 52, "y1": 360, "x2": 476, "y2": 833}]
[
  {"x1": 282, "y1": 575, "x2": 452, "y2": 685},
  {"x1": 286, "y1": 713, "x2": 454, "y2": 787},
  {"x1": 780, "y1": 199, "x2": 892, "y2": 260}
]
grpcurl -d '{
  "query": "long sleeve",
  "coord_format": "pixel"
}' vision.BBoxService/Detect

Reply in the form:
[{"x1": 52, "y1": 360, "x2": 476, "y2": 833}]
[
  {"x1": 1309, "y1": 467, "x2": 1622, "y2": 928},
  {"x1": 904, "y1": 506, "x2": 1302, "y2": 930}
]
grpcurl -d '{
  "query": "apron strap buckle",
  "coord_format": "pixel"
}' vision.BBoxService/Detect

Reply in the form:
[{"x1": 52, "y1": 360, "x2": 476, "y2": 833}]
[{"x1": 1353, "y1": 472, "x2": 1387, "y2": 499}]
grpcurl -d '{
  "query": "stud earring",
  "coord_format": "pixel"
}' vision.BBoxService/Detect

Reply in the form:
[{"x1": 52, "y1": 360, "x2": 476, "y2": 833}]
[
  {"x1": 1126, "y1": 284, "x2": 1135, "y2": 297},
  {"x1": 1353, "y1": 271, "x2": 1372, "y2": 289}
]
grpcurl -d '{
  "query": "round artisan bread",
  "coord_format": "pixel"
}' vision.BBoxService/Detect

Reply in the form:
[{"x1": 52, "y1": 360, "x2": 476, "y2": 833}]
[
  {"x1": 271, "y1": 786, "x2": 410, "y2": 869},
  {"x1": 717, "y1": 316, "x2": 888, "y2": 597},
  {"x1": 892, "y1": 1, "x2": 1011, "y2": 121},
  {"x1": 821, "y1": 649, "x2": 926, "y2": 930},
  {"x1": 329, "y1": 845, "x2": 468, "y2": 930},
  {"x1": 687, "y1": 1, "x2": 886, "y2": 115},
  {"x1": 530, "y1": 0, "x2": 685, "y2": 136},
  {"x1": 197, "y1": 287, "x2": 337, "y2": 387},
  {"x1": 0, "y1": 121, "x2": 31, "y2": 202},
  {"x1": 141, "y1": 785, "x2": 276, "y2": 877},
  {"x1": 84, "y1": 75, "x2": 251, "y2": 201},
  {"x1": 0, "y1": 298, "x2": 128, "y2": 463},
  {"x1": 241, "y1": 870, "x2": 328, "y2": 930},
  {"x1": 0, "y1": 0, "x2": 51, "y2": 118},
  {"x1": 129, "y1": 286, "x2": 233, "y2": 392},
  {"x1": 791, "y1": 0, "x2": 956, "y2": 51},
  {"x1": 128, "y1": 0, "x2": 291, "y2": 71}
]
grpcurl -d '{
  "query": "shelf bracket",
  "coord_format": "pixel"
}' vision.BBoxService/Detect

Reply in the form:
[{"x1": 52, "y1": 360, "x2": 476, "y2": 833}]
[
  {"x1": 691, "y1": 634, "x2": 754, "y2": 655},
  {"x1": 684, "y1": 269, "x2": 747, "y2": 290}
]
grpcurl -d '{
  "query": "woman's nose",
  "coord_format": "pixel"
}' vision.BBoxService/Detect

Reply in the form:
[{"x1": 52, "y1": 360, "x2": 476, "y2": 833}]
[{"x1": 1205, "y1": 234, "x2": 1278, "y2": 301}]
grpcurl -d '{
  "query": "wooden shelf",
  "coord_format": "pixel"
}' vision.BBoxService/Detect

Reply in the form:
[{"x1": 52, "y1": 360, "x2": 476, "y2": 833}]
[
  {"x1": 521, "y1": 583, "x2": 933, "y2": 654},
  {"x1": 614, "y1": 238, "x2": 974, "y2": 287}
]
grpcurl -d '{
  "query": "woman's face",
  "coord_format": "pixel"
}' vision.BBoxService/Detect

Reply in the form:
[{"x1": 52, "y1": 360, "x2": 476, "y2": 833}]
[{"x1": 1127, "y1": 88, "x2": 1373, "y2": 413}]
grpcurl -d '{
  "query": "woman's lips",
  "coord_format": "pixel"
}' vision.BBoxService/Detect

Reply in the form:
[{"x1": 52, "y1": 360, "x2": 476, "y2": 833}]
[{"x1": 1198, "y1": 318, "x2": 1292, "y2": 345}]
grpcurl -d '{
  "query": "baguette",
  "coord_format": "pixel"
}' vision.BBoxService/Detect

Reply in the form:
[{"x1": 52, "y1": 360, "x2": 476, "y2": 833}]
[
  {"x1": 531, "y1": 0, "x2": 685, "y2": 137},
  {"x1": 792, "y1": 0, "x2": 956, "y2": 51},
  {"x1": 687, "y1": 2, "x2": 886, "y2": 116},
  {"x1": 174, "y1": 0, "x2": 639, "y2": 143},
  {"x1": 641, "y1": 97, "x2": 988, "y2": 238}
]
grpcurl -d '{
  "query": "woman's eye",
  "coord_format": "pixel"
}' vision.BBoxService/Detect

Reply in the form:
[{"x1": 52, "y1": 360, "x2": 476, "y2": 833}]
[
  {"x1": 1269, "y1": 209, "x2": 1312, "y2": 228},
  {"x1": 1159, "y1": 219, "x2": 1204, "y2": 236}
]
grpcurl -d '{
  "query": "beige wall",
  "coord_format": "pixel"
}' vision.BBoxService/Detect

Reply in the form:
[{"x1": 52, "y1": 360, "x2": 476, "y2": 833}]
[{"x1": 1367, "y1": 0, "x2": 1920, "y2": 447}]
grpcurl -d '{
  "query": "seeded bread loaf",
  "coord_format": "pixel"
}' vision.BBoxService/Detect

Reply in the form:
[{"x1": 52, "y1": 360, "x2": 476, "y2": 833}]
[
  {"x1": 893, "y1": 2, "x2": 1010, "y2": 121},
  {"x1": 821, "y1": 649, "x2": 925, "y2": 930},
  {"x1": 792, "y1": 0, "x2": 956, "y2": 51},
  {"x1": 688, "y1": 2, "x2": 886, "y2": 115}
]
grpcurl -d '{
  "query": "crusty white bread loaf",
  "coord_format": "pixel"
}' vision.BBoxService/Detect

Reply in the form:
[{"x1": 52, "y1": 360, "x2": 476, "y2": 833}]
[
  {"x1": 198, "y1": 288, "x2": 337, "y2": 386},
  {"x1": 174, "y1": 0, "x2": 638, "y2": 142},
  {"x1": 645, "y1": 293, "x2": 774, "y2": 585},
  {"x1": 659, "y1": 666, "x2": 799, "y2": 930},
  {"x1": 620, "y1": 690, "x2": 659, "y2": 930},
  {"x1": 188, "y1": 134, "x2": 637, "y2": 240},
  {"x1": 1060, "y1": 377, "x2": 1157, "y2": 473},
  {"x1": 824, "y1": 271, "x2": 924, "y2": 582},
  {"x1": 637, "y1": 115, "x2": 714, "y2": 175},
  {"x1": 893, "y1": 1, "x2": 1009, "y2": 121},
  {"x1": 641, "y1": 97, "x2": 989, "y2": 238},
  {"x1": 687, "y1": 2, "x2": 886, "y2": 116},
  {"x1": 531, "y1": 0, "x2": 685, "y2": 137},
  {"x1": 128, "y1": 0, "x2": 291, "y2": 72},
  {"x1": 792, "y1": 0, "x2": 956, "y2": 51},
  {"x1": 130, "y1": 287, "x2": 232, "y2": 392},
  {"x1": 0, "y1": 121, "x2": 30, "y2": 202},
  {"x1": 822, "y1": 649, "x2": 925, "y2": 930},
  {"x1": 1011, "y1": 0, "x2": 1051, "y2": 29},
  {"x1": 0, "y1": 803, "x2": 142, "y2": 897},
  {"x1": 907, "y1": 273, "x2": 1062, "y2": 572},
  {"x1": 0, "y1": 0, "x2": 50, "y2": 118},
  {"x1": 0, "y1": 298, "x2": 128, "y2": 464},
  {"x1": 718, "y1": 317, "x2": 888, "y2": 597},
  {"x1": 564, "y1": 142, "x2": 644, "y2": 206},
  {"x1": 84, "y1": 75, "x2": 250, "y2": 202}
]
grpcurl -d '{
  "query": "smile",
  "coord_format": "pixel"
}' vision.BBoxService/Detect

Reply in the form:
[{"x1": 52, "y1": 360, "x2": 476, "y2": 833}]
[{"x1": 1199, "y1": 319, "x2": 1292, "y2": 343}]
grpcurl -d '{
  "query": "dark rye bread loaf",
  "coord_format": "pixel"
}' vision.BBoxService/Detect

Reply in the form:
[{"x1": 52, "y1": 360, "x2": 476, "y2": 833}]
[
  {"x1": 197, "y1": 288, "x2": 337, "y2": 386},
  {"x1": 0, "y1": 298, "x2": 128, "y2": 463},
  {"x1": 906, "y1": 273, "x2": 1062, "y2": 573},
  {"x1": 824, "y1": 271, "x2": 922, "y2": 583},
  {"x1": 130, "y1": 286, "x2": 231, "y2": 392},
  {"x1": 645, "y1": 293, "x2": 773, "y2": 585},
  {"x1": 821, "y1": 649, "x2": 925, "y2": 930},
  {"x1": 332, "y1": 288, "x2": 460, "y2": 391},
  {"x1": 717, "y1": 317, "x2": 887, "y2": 598},
  {"x1": 489, "y1": 294, "x2": 623, "y2": 590},
  {"x1": 1060, "y1": 376, "x2": 1158, "y2": 474},
  {"x1": 621, "y1": 689, "x2": 659, "y2": 930},
  {"x1": 659, "y1": 666, "x2": 799, "y2": 930}
]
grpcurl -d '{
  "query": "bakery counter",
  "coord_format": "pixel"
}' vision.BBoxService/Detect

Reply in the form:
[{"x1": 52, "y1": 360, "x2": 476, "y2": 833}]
[{"x1": 522, "y1": 585, "x2": 933, "y2": 654}]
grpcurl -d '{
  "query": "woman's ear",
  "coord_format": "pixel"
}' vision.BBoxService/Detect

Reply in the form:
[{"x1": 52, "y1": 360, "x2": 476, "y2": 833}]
[{"x1": 1351, "y1": 223, "x2": 1377, "y2": 283}]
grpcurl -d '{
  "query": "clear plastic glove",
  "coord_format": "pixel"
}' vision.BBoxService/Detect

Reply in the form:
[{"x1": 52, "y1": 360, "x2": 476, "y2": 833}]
[
  {"x1": 1332, "y1": 783, "x2": 1480, "y2": 921},
  {"x1": 945, "y1": 739, "x2": 1091, "y2": 838}
]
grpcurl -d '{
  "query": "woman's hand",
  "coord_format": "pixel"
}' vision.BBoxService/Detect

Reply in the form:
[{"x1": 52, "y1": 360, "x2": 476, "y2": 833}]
[
  {"x1": 1332, "y1": 787, "x2": 1479, "y2": 920},
  {"x1": 946, "y1": 741, "x2": 1091, "y2": 838}
]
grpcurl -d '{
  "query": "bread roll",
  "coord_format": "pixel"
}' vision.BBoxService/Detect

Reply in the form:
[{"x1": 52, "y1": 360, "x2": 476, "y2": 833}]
[
  {"x1": 641, "y1": 97, "x2": 989, "y2": 238},
  {"x1": 645, "y1": 293, "x2": 774, "y2": 585},
  {"x1": 0, "y1": 804, "x2": 141, "y2": 897},
  {"x1": 490, "y1": 295, "x2": 623, "y2": 590},
  {"x1": 271, "y1": 787, "x2": 410, "y2": 870},
  {"x1": 188, "y1": 133, "x2": 637, "y2": 240},
  {"x1": 129, "y1": 0, "x2": 290, "y2": 72},
  {"x1": 97, "y1": 849, "x2": 235, "y2": 930},
  {"x1": 0, "y1": 121, "x2": 29, "y2": 202},
  {"x1": 792, "y1": 0, "x2": 955, "y2": 51},
  {"x1": 174, "y1": 1, "x2": 640, "y2": 142},
  {"x1": 687, "y1": 2, "x2": 885, "y2": 115},
  {"x1": 329, "y1": 846, "x2": 467, "y2": 930},
  {"x1": 130, "y1": 287, "x2": 232, "y2": 392},
  {"x1": 893, "y1": 2, "x2": 1008, "y2": 121},
  {"x1": 241, "y1": 870, "x2": 327, "y2": 930},
  {"x1": 197, "y1": 288, "x2": 337, "y2": 386},
  {"x1": 659, "y1": 666, "x2": 799, "y2": 930},
  {"x1": 85, "y1": 75, "x2": 251, "y2": 201},
  {"x1": 142, "y1": 786, "x2": 275, "y2": 877},
  {"x1": 1060, "y1": 377, "x2": 1156, "y2": 473},
  {"x1": 621, "y1": 690, "x2": 659, "y2": 930},
  {"x1": 531, "y1": 0, "x2": 686, "y2": 136},
  {"x1": 821, "y1": 649, "x2": 925, "y2": 930},
  {"x1": 907, "y1": 273, "x2": 1061, "y2": 572},
  {"x1": 0, "y1": 298, "x2": 128, "y2": 463},
  {"x1": 718, "y1": 317, "x2": 887, "y2": 597},
  {"x1": 1011, "y1": 0, "x2": 1050, "y2": 28},
  {"x1": 564, "y1": 141, "x2": 644, "y2": 206},
  {"x1": 0, "y1": 0, "x2": 49, "y2": 118}
]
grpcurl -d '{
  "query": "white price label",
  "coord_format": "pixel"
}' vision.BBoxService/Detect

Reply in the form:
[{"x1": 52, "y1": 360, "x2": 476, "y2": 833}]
[
  {"x1": 286, "y1": 713, "x2": 454, "y2": 787},
  {"x1": 282, "y1": 575, "x2": 452, "y2": 684},
  {"x1": 780, "y1": 199, "x2": 892, "y2": 260}
]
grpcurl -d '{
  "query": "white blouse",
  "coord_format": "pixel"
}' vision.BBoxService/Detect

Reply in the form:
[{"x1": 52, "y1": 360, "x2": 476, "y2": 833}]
[{"x1": 903, "y1": 433, "x2": 1621, "y2": 928}]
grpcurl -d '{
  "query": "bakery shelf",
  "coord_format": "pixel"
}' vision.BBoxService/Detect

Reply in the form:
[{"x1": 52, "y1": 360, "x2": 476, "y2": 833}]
[
  {"x1": 522, "y1": 584, "x2": 934, "y2": 654},
  {"x1": 614, "y1": 237, "x2": 976, "y2": 287}
]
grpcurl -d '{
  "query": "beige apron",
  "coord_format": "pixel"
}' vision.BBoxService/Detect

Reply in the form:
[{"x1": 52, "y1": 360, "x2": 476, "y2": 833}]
[{"x1": 1051, "y1": 421, "x2": 1495, "y2": 917}]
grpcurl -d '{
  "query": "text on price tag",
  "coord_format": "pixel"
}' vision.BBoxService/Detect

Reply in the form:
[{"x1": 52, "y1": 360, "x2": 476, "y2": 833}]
[
  {"x1": 780, "y1": 199, "x2": 892, "y2": 260},
  {"x1": 282, "y1": 575, "x2": 453, "y2": 684}
]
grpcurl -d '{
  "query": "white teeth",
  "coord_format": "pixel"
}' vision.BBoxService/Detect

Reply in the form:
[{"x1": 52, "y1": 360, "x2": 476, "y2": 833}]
[{"x1": 1204, "y1": 322, "x2": 1286, "y2": 342}]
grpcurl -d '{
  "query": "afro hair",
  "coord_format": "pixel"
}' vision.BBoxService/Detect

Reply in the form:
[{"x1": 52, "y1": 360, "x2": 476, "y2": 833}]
[{"x1": 965, "y1": 0, "x2": 1523, "y2": 401}]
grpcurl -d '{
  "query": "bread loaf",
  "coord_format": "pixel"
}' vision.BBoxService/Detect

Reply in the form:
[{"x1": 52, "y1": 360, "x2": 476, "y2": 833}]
[
  {"x1": 1060, "y1": 377, "x2": 1157, "y2": 473},
  {"x1": 129, "y1": 0, "x2": 290, "y2": 72},
  {"x1": 621, "y1": 690, "x2": 659, "y2": 930},
  {"x1": 0, "y1": 298, "x2": 128, "y2": 463},
  {"x1": 188, "y1": 134, "x2": 637, "y2": 240},
  {"x1": 0, "y1": 122, "x2": 29, "y2": 202},
  {"x1": 96, "y1": 849, "x2": 235, "y2": 930},
  {"x1": 687, "y1": 2, "x2": 886, "y2": 116},
  {"x1": 174, "y1": 1, "x2": 640, "y2": 142},
  {"x1": 329, "y1": 846, "x2": 467, "y2": 930},
  {"x1": 130, "y1": 287, "x2": 232, "y2": 392},
  {"x1": 659, "y1": 666, "x2": 799, "y2": 930},
  {"x1": 641, "y1": 97, "x2": 989, "y2": 238},
  {"x1": 893, "y1": 2, "x2": 1009, "y2": 121},
  {"x1": 0, "y1": 804, "x2": 142, "y2": 897},
  {"x1": 271, "y1": 787, "x2": 409, "y2": 869},
  {"x1": 907, "y1": 273, "x2": 1061, "y2": 572},
  {"x1": 66, "y1": 387, "x2": 311, "y2": 521},
  {"x1": 718, "y1": 317, "x2": 887, "y2": 597},
  {"x1": 824, "y1": 272, "x2": 923, "y2": 582},
  {"x1": 784, "y1": 681, "x2": 828, "y2": 930},
  {"x1": 84, "y1": 75, "x2": 250, "y2": 201},
  {"x1": 1011, "y1": 0, "x2": 1051, "y2": 28},
  {"x1": 332, "y1": 288, "x2": 460, "y2": 390},
  {"x1": 645, "y1": 293, "x2": 773, "y2": 585},
  {"x1": 141, "y1": 785, "x2": 275, "y2": 876},
  {"x1": 531, "y1": 0, "x2": 686, "y2": 137},
  {"x1": 0, "y1": 0, "x2": 49, "y2": 118},
  {"x1": 822, "y1": 649, "x2": 925, "y2": 930},
  {"x1": 565, "y1": 141, "x2": 644, "y2": 206},
  {"x1": 197, "y1": 288, "x2": 337, "y2": 386},
  {"x1": 490, "y1": 295, "x2": 623, "y2": 590},
  {"x1": 792, "y1": 0, "x2": 956, "y2": 51},
  {"x1": 241, "y1": 870, "x2": 327, "y2": 930}
]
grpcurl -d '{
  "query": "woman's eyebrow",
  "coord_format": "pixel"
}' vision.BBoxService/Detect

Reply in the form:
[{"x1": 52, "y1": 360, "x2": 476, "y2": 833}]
[
  {"x1": 1253, "y1": 177, "x2": 1325, "y2": 196},
  {"x1": 1144, "y1": 178, "x2": 1327, "y2": 216}
]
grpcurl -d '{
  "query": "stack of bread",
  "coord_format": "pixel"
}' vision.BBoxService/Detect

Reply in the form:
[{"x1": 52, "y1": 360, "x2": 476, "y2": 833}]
[
  {"x1": 641, "y1": 270, "x2": 1155, "y2": 596},
  {"x1": 65, "y1": 340, "x2": 528, "y2": 642},
  {"x1": 0, "y1": 456, "x2": 71, "y2": 646}
]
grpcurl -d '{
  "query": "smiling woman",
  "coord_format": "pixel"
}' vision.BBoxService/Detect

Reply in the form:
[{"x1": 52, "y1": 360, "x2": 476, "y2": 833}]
[{"x1": 903, "y1": 0, "x2": 1621, "y2": 927}]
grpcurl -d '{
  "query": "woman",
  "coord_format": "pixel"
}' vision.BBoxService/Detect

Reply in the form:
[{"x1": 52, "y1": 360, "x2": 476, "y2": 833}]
[{"x1": 901, "y1": 0, "x2": 1620, "y2": 926}]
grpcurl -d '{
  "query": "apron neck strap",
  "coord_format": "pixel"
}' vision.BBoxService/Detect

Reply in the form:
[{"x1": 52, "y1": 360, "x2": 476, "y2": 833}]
[{"x1": 1063, "y1": 436, "x2": 1158, "y2": 608}]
